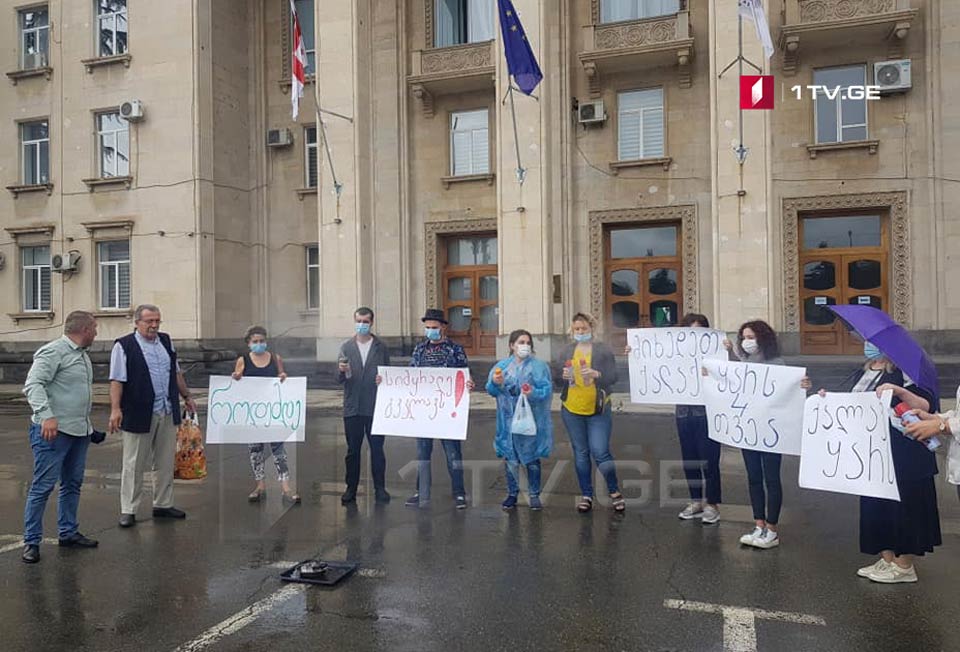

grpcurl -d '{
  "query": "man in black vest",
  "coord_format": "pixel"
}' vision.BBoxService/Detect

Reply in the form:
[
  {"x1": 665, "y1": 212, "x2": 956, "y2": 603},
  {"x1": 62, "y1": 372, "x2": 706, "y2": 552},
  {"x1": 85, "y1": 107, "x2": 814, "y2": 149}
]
[{"x1": 108, "y1": 304, "x2": 196, "y2": 528}]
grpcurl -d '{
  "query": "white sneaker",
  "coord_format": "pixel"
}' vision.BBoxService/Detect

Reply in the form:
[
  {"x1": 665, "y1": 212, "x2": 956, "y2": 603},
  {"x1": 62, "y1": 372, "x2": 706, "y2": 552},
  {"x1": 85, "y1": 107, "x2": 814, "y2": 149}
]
[
  {"x1": 857, "y1": 558, "x2": 891, "y2": 578},
  {"x1": 868, "y1": 563, "x2": 918, "y2": 584},
  {"x1": 753, "y1": 529, "x2": 780, "y2": 549},
  {"x1": 701, "y1": 505, "x2": 720, "y2": 525},
  {"x1": 739, "y1": 526, "x2": 764, "y2": 546},
  {"x1": 678, "y1": 502, "x2": 704, "y2": 520}
]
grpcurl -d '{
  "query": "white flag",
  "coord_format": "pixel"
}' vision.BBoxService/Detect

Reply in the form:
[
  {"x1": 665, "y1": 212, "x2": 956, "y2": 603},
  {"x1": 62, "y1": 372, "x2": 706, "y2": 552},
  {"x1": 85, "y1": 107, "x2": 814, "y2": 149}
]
[
  {"x1": 290, "y1": 0, "x2": 307, "y2": 119},
  {"x1": 738, "y1": 0, "x2": 775, "y2": 60}
]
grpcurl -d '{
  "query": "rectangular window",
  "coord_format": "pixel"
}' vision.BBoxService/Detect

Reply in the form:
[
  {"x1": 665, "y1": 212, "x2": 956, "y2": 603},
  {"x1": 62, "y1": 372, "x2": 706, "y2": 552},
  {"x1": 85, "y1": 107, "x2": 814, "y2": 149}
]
[
  {"x1": 97, "y1": 111, "x2": 130, "y2": 178},
  {"x1": 434, "y1": 0, "x2": 494, "y2": 48},
  {"x1": 98, "y1": 240, "x2": 131, "y2": 310},
  {"x1": 802, "y1": 215, "x2": 882, "y2": 250},
  {"x1": 97, "y1": 0, "x2": 128, "y2": 57},
  {"x1": 450, "y1": 109, "x2": 489, "y2": 176},
  {"x1": 814, "y1": 65, "x2": 868, "y2": 144},
  {"x1": 601, "y1": 0, "x2": 680, "y2": 23},
  {"x1": 305, "y1": 126, "x2": 318, "y2": 188},
  {"x1": 306, "y1": 245, "x2": 319, "y2": 309},
  {"x1": 609, "y1": 225, "x2": 678, "y2": 258},
  {"x1": 294, "y1": 0, "x2": 316, "y2": 74},
  {"x1": 21, "y1": 120, "x2": 50, "y2": 185},
  {"x1": 618, "y1": 88, "x2": 665, "y2": 160},
  {"x1": 21, "y1": 246, "x2": 51, "y2": 312},
  {"x1": 19, "y1": 6, "x2": 49, "y2": 69}
]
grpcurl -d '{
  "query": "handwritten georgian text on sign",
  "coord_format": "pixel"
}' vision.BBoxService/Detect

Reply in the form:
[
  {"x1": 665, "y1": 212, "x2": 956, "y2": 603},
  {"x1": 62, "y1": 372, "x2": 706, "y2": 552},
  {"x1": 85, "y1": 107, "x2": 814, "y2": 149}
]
[
  {"x1": 627, "y1": 328, "x2": 727, "y2": 405},
  {"x1": 372, "y1": 366, "x2": 470, "y2": 440},
  {"x1": 205, "y1": 375, "x2": 307, "y2": 444}
]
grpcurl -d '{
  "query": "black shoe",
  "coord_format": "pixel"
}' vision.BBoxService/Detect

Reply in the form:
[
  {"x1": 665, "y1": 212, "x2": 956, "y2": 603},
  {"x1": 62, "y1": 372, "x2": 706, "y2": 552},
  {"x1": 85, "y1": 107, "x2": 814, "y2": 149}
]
[
  {"x1": 341, "y1": 488, "x2": 357, "y2": 505},
  {"x1": 118, "y1": 513, "x2": 136, "y2": 528},
  {"x1": 22, "y1": 545, "x2": 39, "y2": 564},
  {"x1": 375, "y1": 489, "x2": 391, "y2": 504},
  {"x1": 455, "y1": 495, "x2": 468, "y2": 510},
  {"x1": 58, "y1": 533, "x2": 99, "y2": 548},
  {"x1": 404, "y1": 493, "x2": 421, "y2": 508},
  {"x1": 152, "y1": 507, "x2": 186, "y2": 519}
]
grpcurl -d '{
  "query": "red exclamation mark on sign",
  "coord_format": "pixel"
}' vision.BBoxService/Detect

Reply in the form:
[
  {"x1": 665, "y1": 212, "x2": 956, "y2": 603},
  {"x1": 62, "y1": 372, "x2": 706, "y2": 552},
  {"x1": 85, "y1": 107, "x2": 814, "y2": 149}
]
[{"x1": 452, "y1": 370, "x2": 465, "y2": 418}]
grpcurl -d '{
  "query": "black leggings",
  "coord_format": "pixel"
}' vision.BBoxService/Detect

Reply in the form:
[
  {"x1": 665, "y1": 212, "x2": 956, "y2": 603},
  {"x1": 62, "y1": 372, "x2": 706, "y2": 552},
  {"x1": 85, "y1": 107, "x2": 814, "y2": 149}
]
[{"x1": 741, "y1": 449, "x2": 782, "y2": 525}]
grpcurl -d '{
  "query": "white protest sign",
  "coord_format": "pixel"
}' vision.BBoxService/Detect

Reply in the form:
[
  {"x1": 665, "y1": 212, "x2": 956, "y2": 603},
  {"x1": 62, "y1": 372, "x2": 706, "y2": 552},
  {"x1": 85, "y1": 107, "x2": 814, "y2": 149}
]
[
  {"x1": 703, "y1": 359, "x2": 807, "y2": 455},
  {"x1": 205, "y1": 375, "x2": 306, "y2": 444},
  {"x1": 371, "y1": 366, "x2": 470, "y2": 440},
  {"x1": 627, "y1": 328, "x2": 727, "y2": 405},
  {"x1": 799, "y1": 390, "x2": 900, "y2": 501}
]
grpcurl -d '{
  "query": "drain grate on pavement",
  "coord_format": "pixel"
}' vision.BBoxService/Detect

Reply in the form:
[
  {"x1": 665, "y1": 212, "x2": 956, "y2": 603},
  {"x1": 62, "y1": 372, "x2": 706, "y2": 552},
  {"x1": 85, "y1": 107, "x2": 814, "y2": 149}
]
[{"x1": 280, "y1": 559, "x2": 358, "y2": 586}]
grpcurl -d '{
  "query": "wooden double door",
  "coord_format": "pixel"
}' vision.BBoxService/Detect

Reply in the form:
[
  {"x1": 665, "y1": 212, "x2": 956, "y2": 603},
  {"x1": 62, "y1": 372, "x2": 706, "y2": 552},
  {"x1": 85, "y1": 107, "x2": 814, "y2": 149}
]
[{"x1": 442, "y1": 234, "x2": 498, "y2": 356}]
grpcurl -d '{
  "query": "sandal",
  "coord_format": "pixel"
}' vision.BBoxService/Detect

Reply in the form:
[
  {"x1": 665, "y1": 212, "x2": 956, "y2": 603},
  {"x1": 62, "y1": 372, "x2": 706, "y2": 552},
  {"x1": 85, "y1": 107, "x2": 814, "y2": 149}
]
[
  {"x1": 248, "y1": 488, "x2": 266, "y2": 503},
  {"x1": 577, "y1": 496, "x2": 593, "y2": 513},
  {"x1": 610, "y1": 492, "x2": 626, "y2": 512},
  {"x1": 282, "y1": 491, "x2": 301, "y2": 505}
]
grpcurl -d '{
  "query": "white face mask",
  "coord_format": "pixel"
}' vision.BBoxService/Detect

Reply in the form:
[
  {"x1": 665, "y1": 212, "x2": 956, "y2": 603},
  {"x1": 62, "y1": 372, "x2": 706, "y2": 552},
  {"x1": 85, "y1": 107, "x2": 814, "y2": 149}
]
[
  {"x1": 515, "y1": 344, "x2": 531, "y2": 359},
  {"x1": 741, "y1": 338, "x2": 759, "y2": 355}
]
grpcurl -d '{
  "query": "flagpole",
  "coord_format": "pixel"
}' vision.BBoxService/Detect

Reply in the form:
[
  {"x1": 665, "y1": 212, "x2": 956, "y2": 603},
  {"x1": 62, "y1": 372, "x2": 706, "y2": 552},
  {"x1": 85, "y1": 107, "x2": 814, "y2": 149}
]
[
  {"x1": 309, "y1": 18, "x2": 342, "y2": 223},
  {"x1": 507, "y1": 85, "x2": 525, "y2": 185}
]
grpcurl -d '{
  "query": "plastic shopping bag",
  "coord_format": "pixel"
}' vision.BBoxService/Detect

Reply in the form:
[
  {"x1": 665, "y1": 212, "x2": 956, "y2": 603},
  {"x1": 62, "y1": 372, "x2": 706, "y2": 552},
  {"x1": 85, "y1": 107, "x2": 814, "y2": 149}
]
[
  {"x1": 511, "y1": 394, "x2": 537, "y2": 437},
  {"x1": 174, "y1": 412, "x2": 208, "y2": 480}
]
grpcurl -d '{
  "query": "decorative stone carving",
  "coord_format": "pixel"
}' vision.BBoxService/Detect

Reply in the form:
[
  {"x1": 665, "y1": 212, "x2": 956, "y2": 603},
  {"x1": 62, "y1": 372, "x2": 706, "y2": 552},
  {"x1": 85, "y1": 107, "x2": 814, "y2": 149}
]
[
  {"x1": 421, "y1": 42, "x2": 493, "y2": 74},
  {"x1": 424, "y1": 218, "x2": 498, "y2": 311},
  {"x1": 587, "y1": 205, "x2": 698, "y2": 336},
  {"x1": 424, "y1": 0, "x2": 434, "y2": 49},
  {"x1": 798, "y1": 0, "x2": 895, "y2": 23},
  {"x1": 583, "y1": 61, "x2": 601, "y2": 98},
  {"x1": 411, "y1": 83, "x2": 435, "y2": 118},
  {"x1": 781, "y1": 192, "x2": 910, "y2": 332},
  {"x1": 594, "y1": 16, "x2": 678, "y2": 50}
]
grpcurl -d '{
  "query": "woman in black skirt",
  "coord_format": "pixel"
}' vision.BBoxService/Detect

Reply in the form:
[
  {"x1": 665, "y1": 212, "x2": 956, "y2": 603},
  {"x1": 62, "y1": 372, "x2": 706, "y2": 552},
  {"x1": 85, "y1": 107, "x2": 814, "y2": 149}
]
[{"x1": 818, "y1": 341, "x2": 941, "y2": 584}]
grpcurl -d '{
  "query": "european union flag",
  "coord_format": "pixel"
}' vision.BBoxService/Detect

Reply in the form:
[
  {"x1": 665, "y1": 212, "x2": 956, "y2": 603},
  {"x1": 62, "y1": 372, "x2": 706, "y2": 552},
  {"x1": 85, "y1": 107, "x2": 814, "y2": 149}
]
[{"x1": 497, "y1": 0, "x2": 542, "y2": 95}]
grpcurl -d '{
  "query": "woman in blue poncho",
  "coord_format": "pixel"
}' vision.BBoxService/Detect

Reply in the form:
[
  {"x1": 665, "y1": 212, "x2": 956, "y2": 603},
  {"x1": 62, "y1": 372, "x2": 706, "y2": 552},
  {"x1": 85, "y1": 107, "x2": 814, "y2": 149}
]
[{"x1": 486, "y1": 329, "x2": 554, "y2": 511}]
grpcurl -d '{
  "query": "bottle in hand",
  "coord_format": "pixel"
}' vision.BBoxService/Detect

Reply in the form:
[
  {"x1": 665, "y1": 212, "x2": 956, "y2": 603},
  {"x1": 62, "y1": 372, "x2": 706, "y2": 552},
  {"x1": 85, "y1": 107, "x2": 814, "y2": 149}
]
[
  {"x1": 579, "y1": 359, "x2": 592, "y2": 386},
  {"x1": 894, "y1": 403, "x2": 940, "y2": 451},
  {"x1": 339, "y1": 355, "x2": 352, "y2": 379}
]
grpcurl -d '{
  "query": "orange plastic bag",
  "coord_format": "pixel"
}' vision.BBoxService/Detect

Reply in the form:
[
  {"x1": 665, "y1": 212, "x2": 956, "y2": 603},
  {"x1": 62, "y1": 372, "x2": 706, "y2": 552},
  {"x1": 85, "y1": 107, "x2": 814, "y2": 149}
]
[{"x1": 175, "y1": 413, "x2": 207, "y2": 480}]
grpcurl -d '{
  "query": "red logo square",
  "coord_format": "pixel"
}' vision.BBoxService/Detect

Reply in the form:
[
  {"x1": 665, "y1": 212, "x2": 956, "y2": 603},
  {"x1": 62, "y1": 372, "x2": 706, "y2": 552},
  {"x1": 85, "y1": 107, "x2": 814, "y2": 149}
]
[{"x1": 740, "y1": 75, "x2": 774, "y2": 110}]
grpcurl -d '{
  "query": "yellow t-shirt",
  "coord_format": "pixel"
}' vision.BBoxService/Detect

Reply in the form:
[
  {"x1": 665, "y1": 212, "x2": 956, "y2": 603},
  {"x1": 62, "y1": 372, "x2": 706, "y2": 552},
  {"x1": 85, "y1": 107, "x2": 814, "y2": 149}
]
[{"x1": 563, "y1": 348, "x2": 598, "y2": 416}]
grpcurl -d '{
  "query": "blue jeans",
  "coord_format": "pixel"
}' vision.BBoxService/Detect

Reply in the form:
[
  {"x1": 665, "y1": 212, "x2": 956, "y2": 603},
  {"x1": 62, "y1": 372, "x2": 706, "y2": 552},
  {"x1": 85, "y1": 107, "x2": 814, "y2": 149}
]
[
  {"x1": 742, "y1": 449, "x2": 782, "y2": 525},
  {"x1": 561, "y1": 406, "x2": 619, "y2": 498},
  {"x1": 505, "y1": 460, "x2": 542, "y2": 497},
  {"x1": 676, "y1": 413, "x2": 722, "y2": 504},
  {"x1": 415, "y1": 438, "x2": 465, "y2": 501},
  {"x1": 23, "y1": 423, "x2": 90, "y2": 545}
]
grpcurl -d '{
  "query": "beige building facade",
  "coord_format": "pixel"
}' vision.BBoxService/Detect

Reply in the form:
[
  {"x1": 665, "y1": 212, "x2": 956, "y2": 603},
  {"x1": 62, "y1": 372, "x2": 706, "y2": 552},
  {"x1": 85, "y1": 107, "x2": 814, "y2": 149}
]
[{"x1": 1, "y1": 0, "x2": 958, "y2": 363}]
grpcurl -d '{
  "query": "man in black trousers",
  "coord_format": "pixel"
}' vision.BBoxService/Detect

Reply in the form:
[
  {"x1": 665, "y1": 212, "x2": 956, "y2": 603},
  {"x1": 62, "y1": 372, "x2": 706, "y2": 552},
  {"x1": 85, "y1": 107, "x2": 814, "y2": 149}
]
[{"x1": 337, "y1": 307, "x2": 391, "y2": 504}]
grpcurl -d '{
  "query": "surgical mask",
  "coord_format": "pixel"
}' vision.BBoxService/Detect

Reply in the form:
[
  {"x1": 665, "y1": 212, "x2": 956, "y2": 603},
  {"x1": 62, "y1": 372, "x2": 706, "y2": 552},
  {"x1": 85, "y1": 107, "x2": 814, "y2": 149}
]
[
  {"x1": 573, "y1": 333, "x2": 592, "y2": 343},
  {"x1": 741, "y1": 339, "x2": 759, "y2": 355},
  {"x1": 355, "y1": 322, "x2": 371, "y2": 336},
  {"x1": 249, "y1": 342, "x2": 267, "y2": 354},
  {"x1": 425, "y1": 327, "x2": 442, "y2": 341},
  {"x1": 864, "y1": 342, "x2": 883, "y2": 360},
  {"x1": 515, "y1": 344, "x2": 531, "y2": 359}
]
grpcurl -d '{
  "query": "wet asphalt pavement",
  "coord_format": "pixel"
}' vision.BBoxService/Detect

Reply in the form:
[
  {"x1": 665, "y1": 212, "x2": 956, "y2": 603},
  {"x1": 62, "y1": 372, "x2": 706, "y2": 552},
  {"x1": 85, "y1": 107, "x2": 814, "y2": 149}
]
[{"x1": 0, "y1": 401, "x2": 959, "y2": 652}]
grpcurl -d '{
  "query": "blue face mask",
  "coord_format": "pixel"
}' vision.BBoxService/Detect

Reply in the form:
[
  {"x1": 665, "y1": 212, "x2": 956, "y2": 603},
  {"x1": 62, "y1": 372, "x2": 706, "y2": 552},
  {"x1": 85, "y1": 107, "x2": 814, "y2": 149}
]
[
  {"x1": 355, "y1": 322, "x2": 371, "y2": 336},
  {"x1": 864, "y1": 342, "x2": 883, "y2": 360},
  {"x1": 249, "y1": 342, "x2": 267, "y2": 354},
  {"x1": 573, "y1": 333, "x2": 592, "y2": 343},
  {"x1": 425, "y1": 328, "x2": 442, "y2": 341}
]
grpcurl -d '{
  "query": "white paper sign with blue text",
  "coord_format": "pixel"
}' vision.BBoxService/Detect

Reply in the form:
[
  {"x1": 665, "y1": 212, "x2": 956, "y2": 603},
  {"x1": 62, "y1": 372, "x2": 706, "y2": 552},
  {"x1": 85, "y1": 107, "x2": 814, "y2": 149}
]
[
  {"x1": 372, "y1": 366, "x2": 471, "y2": 440},
  {"x1": 205, "y1": 375, "x2": 307, "y2": 444},
  {"x1": 703, "y1": 359, "x2": 807, "y2": 456},
  {"x1": 799, "y1": 390, "x2": 900, "y2": 501},
  {"x1": 627, "y1": 327, "x2": 728, "y2": 405}
]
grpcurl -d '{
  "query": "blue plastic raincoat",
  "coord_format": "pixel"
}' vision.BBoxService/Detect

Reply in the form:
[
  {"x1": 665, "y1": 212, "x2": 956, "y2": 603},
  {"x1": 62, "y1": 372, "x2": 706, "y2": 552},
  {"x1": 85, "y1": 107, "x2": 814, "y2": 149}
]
[{"x1": 485, "y1": 355, "x2": 553, "y2": 464}]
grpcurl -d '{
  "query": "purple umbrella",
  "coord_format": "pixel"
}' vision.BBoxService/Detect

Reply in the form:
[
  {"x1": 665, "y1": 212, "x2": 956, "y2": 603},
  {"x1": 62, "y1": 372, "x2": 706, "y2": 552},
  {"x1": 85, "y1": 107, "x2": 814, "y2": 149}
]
[{"x1": 827, "y1": 305, "x2": 939, "y2": 398}]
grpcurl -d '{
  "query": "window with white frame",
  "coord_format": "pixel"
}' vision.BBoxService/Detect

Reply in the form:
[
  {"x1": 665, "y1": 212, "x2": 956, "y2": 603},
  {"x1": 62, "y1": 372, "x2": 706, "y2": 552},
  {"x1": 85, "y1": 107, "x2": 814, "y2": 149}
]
[
  {"x1": 98, "y1": 240, "x2": 130, "y2": 310},
  {"x1": 450, "y1": 109, "x2": 489, "y2": 177},
  {"x1": 97, "y1": 0, "x2": 128, "y2": 57},
  {"x1": 434, "y1": 0, "x2": 494, "y2": 48},
  {"x1": 294, "y1": 0, "x2": 316, "y2": 74},
  {"x1": 21, "y1": 246, "x2": 51, "y2": 312},
  {"x1": 21, "y1": 120, "x2": 50, "y2": 186},
  {"x1": 97, "y1": 111, "x2": 130, "y2": 178},
  {"x1": 19, "y1": 7, "x2": 49, "y2": 69},
  {"x1": 814, "y1": 65, "x2": 868, "y2": 144},
  {"x1": 305, "y1": 126, "x2": 318, "y2": 188},
  {"x1": 601, "y1": 0, "x2": 680, "y2": 23},
  {"x1": 306, "y1": 245, "x2": 319, "y2": 309},
  {"x1": 618, "y1": 88, "x2": 665, "y2": 160}
]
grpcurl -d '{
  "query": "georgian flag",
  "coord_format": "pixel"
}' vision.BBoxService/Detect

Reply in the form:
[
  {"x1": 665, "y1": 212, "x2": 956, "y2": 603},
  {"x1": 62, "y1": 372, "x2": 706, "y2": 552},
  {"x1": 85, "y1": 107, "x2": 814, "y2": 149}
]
[
  {"x1": 290, "y1": 0, "x2": 307, "y2": 119},
  {"x1": 738, "y1": 0, "x2": 775, "y2": 60}
]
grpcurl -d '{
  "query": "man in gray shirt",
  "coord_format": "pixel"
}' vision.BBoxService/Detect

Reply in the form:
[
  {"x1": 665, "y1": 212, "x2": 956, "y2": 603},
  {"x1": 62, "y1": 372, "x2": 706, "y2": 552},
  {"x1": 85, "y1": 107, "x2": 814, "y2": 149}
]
[{"x1": 22, "y1": 311, "x2": 99, "y2": 564}]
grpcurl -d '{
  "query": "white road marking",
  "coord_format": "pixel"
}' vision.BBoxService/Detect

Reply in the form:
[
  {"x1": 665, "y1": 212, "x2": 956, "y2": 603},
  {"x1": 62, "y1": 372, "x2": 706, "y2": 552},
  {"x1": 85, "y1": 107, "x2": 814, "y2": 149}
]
[
  {"x1": 664, "y1": 599, "x2": 826, "y2": 652},
  {"x1": 0, "y1": 536, "x2": 59, "y2": 554}
]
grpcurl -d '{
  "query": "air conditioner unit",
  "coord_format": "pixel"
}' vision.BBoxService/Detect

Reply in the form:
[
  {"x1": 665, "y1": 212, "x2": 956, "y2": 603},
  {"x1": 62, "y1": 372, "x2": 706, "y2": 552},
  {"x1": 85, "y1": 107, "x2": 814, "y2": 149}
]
[
  {"x1": 120, "y1": 100, "x2": 145, "y2": 122},
  {"x1": 874, "y1": 59, "x2": 911, "y2": 94},
  {"x1": 578, "y1": 99, "x2": 607, "y2": 125},
  {"x1": 51, "y1": 252, "x2": 80, "y2": 273},
  {"x1": 267, "y1": 128, "x2": 294, "y2": 148}
]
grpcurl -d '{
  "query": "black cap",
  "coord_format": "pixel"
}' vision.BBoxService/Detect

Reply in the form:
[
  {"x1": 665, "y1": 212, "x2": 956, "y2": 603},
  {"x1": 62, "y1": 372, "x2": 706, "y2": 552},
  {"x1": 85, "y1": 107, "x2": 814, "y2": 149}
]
[{"x1": 421, "y1": 308, "x2": 448, "y2": 325}]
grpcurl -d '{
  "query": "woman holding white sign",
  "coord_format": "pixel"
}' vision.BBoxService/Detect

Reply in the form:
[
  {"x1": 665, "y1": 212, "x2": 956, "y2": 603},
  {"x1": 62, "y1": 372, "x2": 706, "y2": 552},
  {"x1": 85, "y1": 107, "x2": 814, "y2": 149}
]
[
  {"x1": 486, "y1": 330, "x2": 553, "y2": 511},
  {"x1": 554, "y1": 312, "x2": 625, "y2": 513}
]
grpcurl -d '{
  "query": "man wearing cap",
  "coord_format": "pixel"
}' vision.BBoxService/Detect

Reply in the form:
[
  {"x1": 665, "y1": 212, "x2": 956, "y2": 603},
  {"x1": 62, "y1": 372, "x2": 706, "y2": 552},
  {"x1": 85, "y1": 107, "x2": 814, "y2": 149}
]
[{"x1": 403, "y1": 308, "x2": 474, "y2": 509}]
